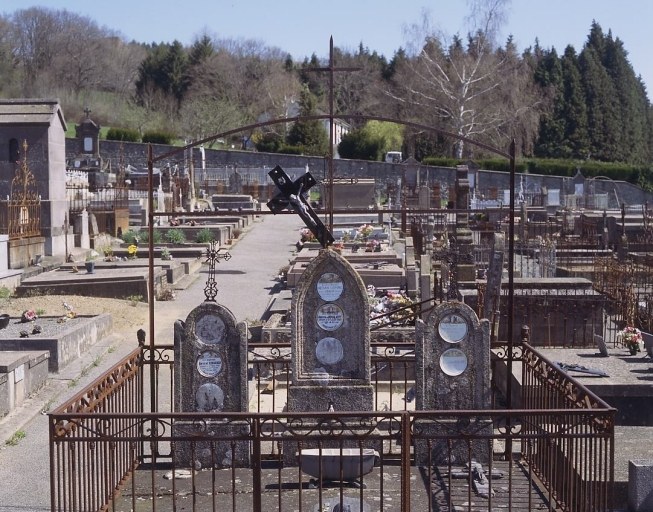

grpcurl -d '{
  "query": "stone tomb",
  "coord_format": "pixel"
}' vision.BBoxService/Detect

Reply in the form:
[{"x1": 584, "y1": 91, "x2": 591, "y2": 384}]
[
  {"x1": 285, "y1": 249, "x2": 376, "y2": 463},
  {"x1": 173, "y1": 301, "x2": 249, "y2": 469},
  {"x1": 415, "y1": 301, "x2": 491, "y2": 465}
]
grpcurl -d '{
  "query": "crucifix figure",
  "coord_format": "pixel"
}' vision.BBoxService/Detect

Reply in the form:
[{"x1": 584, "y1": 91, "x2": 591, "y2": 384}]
[
  {"x1": 204, "y1": 240, "x2": 231, "y2": 302},
  {"x1": 267, "y1": 165, "x2": 334, "y2": 248}
]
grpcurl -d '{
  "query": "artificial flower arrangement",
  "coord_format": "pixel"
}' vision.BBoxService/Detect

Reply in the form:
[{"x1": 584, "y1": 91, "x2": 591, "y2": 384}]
[
  {"x1": 127, "y1": 244, "x2": 138, "y2": 259},
  {"x1": 299, "y1": 228, "x2": 316, "y2": 242},
  {"x1": 365, "y1": 239, "x2": 381, "y2": 252},
  {"x1": 356, "y1": 224, "x2": 374, "y2": 240},
  {"x1": 369, "y1": 289, "x2": 415, "y2": 326},
  {"x1": 331, "y1": 242, "x2": 345, "y2": 253},
  {"x1": 619, "y1": 326, "x2": 642, "y2": 353},
  {"x1": 21, "y1": 309, "x2": 37, "y2": 322}
]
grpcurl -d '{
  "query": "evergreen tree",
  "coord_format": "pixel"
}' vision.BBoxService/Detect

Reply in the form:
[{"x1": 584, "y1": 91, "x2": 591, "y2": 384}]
[
  {"x1": 286, "y1": 86, "x2": 329, "y2": 156},
  {"x1": 560, "y1": 46, "x2": 589, "y2": 158},
  {"x1": 533, "y1": 48, "x2": 566, "y2": 157},
  {"x1": 603, "y1": 34, "x2": 649, "y2": 163},
  {"x1": 579, "y1": 45, "x2": 620, "y2": 161}
]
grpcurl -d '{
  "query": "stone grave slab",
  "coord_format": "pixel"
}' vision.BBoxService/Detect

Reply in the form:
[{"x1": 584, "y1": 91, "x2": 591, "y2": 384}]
[
  {"x1": 0, "y1": 314, "x2": 112, "y2": 372},
  {"x1": 16, "y1": 266, "x2": 166, "y2": 301}
]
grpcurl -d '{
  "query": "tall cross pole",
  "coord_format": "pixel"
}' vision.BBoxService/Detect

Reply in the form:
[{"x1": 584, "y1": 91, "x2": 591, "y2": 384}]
[
  {"x1": 204, "y1": 240, "x2": 231, "y2": 302},
  {"x1": 306, "y1": 37, "x2": 359, "y2": 232}
]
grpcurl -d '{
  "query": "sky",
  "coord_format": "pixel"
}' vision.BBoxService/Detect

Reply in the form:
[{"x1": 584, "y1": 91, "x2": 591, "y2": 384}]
[{"x1": 2, "y1": 0, "x2": 652, "y2": 94}]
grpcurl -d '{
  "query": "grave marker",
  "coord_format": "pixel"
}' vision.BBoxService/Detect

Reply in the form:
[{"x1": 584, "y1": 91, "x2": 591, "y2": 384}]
[
  {"x1": 483, "y1": 232, "x2": 505, "y2": 332},
  {"x1": 415, "y1": 301, "x2": 491, "y2": 464},
  {"x1": 285, "y1": 248, "x2": 376, "y2": 463},
  {"x1": 173, "y1": 301, "x2": 249, "y2": 469},
  {"x1": 172, "y1": 245, "x2": 247, "y2": 470}
]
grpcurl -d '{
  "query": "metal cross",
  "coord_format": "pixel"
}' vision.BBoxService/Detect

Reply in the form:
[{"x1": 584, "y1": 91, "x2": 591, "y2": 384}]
[
  {"x1": 267, "y1": 165, "x2": 334, "y2": 248},
  {"x1": 204, "y1": 240, "x2": 231, "y2": 302}
]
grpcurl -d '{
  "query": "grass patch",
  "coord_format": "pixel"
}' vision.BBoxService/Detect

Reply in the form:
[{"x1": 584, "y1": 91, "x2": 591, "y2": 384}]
[
  {"x1": 127, "y1": 295, "x2": 143, "y2": 306},
  {"x1": 5, "y1": 430, "x2": 26, "y2": 446},
  {"x1": 0, "y1": 286, "x2": 12, "y2": 299}
]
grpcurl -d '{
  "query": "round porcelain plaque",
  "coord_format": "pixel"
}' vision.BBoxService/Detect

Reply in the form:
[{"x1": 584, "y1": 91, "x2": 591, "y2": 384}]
[
  {"x1": 440, "y1": 348, "x2": 468, "y2": 376},
  {"x1": 195, "y1": 314, "x2": 226, "y2": 345},
  {"x1": 438, "y1": 313, "x2": 468, "y2": 343},
  {"x1": 195, "y1": 383, "x2": 225, "y2": 412},
  {"x1": 315, "y1": 337, "x2": 344, "y2": 365},
  {"x1": 316, "y1": 273, "x2": 344, "y2": 301},
  {"x1": 316, "y1": 303, "x2": 344, "y2": 331}
]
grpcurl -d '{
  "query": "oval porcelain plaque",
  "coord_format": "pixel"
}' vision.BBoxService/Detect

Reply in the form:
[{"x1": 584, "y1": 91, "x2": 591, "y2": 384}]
[
  {"x1": 316, "y1": 303, "x2": 344, "y2": 331},
  {"x1": 196, "y1": 351, "x2": 223, "y2": 378},
  {"x1": 440, "y1": 348, "x2": 468, "y2": 376},
  {"x1": 438, "y1": 313, "x2": 468, "y2": 343},
  {"x1": 315, "y1": 337, "x2": 344, "y2": 365},
  {"x1": 316, "y1": 273, "x2": 344, "y2": 301}
]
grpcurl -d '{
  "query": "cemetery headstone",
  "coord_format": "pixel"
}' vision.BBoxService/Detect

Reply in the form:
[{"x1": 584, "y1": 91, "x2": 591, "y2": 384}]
[
  {"x1": 288, "y1": 249, "x2": 373, "y2": 410},
  {"x1": 285, "y1": 248, "x2": 376, "y2": 463},
  {"x1": 483, "y1": 232, "x2": 505, "y2": 329},
  {"x1": 454, "y1": 166, "x2": 475, "y2": 283},
  {"x1": 415, "y1": 301, "x2": 491, "y2": 465},
  {"x1": 172, "y1": 242, "x2": 247, "y2": 469},
  {"x1": 173, "y1": 301, "x2": 249, "y2": 469}
]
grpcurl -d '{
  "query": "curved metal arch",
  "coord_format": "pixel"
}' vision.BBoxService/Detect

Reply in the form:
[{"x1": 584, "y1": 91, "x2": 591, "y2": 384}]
[
  {"x1": 150, "y1": 113, "x2": 510, "y2": 164},
  {"x1": 145, "y1": 83, "x2": 517, "y2": 412}
]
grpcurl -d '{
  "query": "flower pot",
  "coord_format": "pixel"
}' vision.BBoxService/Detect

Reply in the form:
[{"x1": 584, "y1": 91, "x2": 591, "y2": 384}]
[
  {"x1": 0, "y1": 314, "x2": 10, "y2": 329},
  {"x1": 629, "y1": 346, "x2": 639, "y2": 355},
  {"x1": 85, "y1": 261, "x2": 96, "y2": 274}
]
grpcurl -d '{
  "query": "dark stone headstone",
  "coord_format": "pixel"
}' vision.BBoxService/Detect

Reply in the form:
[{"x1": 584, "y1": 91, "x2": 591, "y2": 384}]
[
  {"x1": 173, "y1": 301, "x2": 249, "y2": 469},
  {"x1": 285, "y1": 248, "x2": 377, "y2": 463},
  {"x1": 415, "y1": 301, "x2": 491, "y2": 464}
]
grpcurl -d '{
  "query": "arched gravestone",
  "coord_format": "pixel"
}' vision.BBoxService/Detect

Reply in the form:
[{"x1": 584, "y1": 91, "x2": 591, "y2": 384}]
[
  {"x1": 415, "y1": 301, "x2": 491, "y2": 465},
  {"x1": 287, "y1": 249, "x2": 373, "y2": 412},
  {"x1": 173, "y1": 301, "x2": 249, "y2": 469}
]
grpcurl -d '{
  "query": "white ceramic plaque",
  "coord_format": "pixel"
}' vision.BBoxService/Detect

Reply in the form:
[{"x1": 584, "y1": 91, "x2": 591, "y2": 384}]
[
  {"x1": 438, "y1": 313, "x2": 468, "y2": 343},
  {"x1": 316, "y1": 273, "x2": 344, "y2": 301},
  {"x1": 195, "y1": 383, "x2": 225, "y2": 412},
  {"x1": 316, "y1": 303, "x2": 344, "y2": 331},
  {"x1": 315, "y1": 337, "x2": 344, "y2": 365},
  {"x1": 195, "y1": 314, "x2": 226, "y2": 345},
  {"x1": 439, "y1": 348, "x2": 468, "y2": 376},
  {"x1": 196, "y1": 351, "x2": 223, "y2": 377}
]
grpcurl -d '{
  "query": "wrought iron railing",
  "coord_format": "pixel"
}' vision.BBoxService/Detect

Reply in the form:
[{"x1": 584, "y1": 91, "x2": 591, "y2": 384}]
[
  {"x1": 0, "y1": 199, "x2": 42, "y2": 239},
  {"x1": 49, "y1": 342, "x2": 615, "y2": 512},
  {"x1": 66, "y1": 183, "x2": 129, "y2": 213}
]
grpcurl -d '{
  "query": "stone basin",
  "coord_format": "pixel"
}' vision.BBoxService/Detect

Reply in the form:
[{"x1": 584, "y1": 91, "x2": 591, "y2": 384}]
[{"x1": 297, "y1": 448, "x2": 379, "y2": 482}]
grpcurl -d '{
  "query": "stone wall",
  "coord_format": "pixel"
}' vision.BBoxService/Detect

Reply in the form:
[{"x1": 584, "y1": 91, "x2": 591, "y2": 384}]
[{"x1": 70, "y1": 140, "x2": 653, "y2": 207}]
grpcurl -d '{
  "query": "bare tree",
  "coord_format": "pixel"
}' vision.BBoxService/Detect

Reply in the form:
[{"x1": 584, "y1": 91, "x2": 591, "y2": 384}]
[
  {"x1": 8, "y1": 7, "x2": 60, "y2": 94},
  {"x1": 181, "y1": 37, "x2": 302, "y2": 143},
  {"x1": 387, "y1": 1, "x2": 539, "y2": 158},
  {"x1": 99, "y1": 37, "x2": 147, "y2": 97}
]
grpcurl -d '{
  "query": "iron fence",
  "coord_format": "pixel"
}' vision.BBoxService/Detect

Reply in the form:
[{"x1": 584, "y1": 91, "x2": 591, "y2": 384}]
[
  {"x1": 66, "y1": 183, "x2": 129, "y2": 213},
  {"x1": 0, "y1": 198, "x2": 41, "y2": 239},
  {"x1": 49, "y1": 342, "x2": 614, "y2": 512}
]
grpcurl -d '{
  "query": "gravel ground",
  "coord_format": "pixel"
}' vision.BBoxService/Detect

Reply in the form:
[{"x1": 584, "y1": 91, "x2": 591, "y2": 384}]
[{"x1": 0, "y1": 293, "x2": 149, "y2": 338}]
